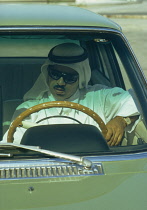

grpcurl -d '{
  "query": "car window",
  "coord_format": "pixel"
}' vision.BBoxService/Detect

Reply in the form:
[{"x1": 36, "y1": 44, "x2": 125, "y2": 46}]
[
  {"x1": 0, "y1": 33, "x2": 147, "y2": 153},
  {"x1": 85, "y1": 40, "x2": 125, "y2": 88}
]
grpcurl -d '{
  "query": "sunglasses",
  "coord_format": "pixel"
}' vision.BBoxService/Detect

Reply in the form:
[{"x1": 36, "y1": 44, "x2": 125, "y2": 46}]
[{"x1": 48, "y1": 67, "x2": 79, "y2": 84}]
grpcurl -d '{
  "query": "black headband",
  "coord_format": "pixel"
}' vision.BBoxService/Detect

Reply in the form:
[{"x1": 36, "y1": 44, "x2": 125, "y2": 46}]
[{"x1": 48, "y1": 46, "x2": 88, "y2": 64}]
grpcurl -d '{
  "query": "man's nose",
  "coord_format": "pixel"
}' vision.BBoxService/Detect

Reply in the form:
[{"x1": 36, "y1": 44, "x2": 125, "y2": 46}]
[{"x1": 57, "y1": 77, "x2": 66, "y2": 85}]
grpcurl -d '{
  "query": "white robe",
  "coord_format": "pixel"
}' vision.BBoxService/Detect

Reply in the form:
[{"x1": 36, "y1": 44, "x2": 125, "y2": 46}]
[{"x1": 3, "y1": 85, "x2": 139, "y2": 144}]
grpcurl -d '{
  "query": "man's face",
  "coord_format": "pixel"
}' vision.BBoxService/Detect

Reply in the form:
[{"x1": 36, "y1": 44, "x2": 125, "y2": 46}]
[{"x1": 48, "y1": 65, "x2": 79, "y2": 100}]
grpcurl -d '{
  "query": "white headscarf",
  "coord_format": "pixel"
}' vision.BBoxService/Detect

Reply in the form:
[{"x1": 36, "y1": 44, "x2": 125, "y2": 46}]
[{"x1": 23, "y1": 43, "x2": 91, "y2": 101}]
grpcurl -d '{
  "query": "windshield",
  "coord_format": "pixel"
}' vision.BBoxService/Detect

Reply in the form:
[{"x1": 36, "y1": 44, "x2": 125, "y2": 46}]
[{"x1": 0, "y1": 33, "x2": 147, "y2": 155}]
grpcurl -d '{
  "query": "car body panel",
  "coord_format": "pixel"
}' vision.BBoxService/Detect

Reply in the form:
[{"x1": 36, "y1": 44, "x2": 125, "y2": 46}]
[
  {"x1": 0, "y1": 153, "x2": 147, "y2": 209},
  {"x1": 0, "y1": 4, "x2": 121, "y2": 30}
]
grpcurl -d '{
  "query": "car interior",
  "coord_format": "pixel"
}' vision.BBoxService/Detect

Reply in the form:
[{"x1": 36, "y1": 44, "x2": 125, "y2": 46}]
[{"x1": 0, "y1": 33, "x2": 147, "y2": 154}]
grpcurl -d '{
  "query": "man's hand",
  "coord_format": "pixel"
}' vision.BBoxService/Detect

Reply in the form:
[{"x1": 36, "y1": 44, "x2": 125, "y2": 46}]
[{"x1": 105, "y1": 116, "x2": 127, "y2": 146}]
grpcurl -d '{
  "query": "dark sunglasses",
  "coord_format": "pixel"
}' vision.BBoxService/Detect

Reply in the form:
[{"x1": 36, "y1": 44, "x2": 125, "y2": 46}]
[{"x1": 48, "y1": 67, "x2": 79, "y2": 84}]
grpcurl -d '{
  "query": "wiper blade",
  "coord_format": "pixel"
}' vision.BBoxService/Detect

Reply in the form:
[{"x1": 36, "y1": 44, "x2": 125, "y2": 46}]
[{"x1": 0, "y1": 143, "x2": 92, "y2": 168}]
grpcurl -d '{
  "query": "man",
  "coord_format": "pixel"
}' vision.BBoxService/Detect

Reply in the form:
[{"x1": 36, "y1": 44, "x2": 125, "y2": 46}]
[{"x1": 3, "y1": 43, "x2": 139, "y2": 146}]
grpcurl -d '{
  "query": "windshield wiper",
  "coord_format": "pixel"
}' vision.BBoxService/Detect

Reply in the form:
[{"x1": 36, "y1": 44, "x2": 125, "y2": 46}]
[
  {"x1": 0, "y1": 143, "x2": 92, "y2": 168},
  {"x1": 0, "y1": 153, "x2": 12, "y2": 157}
]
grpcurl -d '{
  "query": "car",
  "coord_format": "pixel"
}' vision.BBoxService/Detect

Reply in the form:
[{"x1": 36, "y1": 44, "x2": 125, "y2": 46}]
[{"x1": 0, "y1": 3, "x2": 147, "y2": 210}]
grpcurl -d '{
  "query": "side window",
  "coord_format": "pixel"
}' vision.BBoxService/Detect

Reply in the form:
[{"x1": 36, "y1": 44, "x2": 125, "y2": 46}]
[
  {"x1": 85, "y1": 40, "x2": 125, "y2": 88},
  {"x1": 114, "y1": 50, "x2": 132, "y2": 90}
]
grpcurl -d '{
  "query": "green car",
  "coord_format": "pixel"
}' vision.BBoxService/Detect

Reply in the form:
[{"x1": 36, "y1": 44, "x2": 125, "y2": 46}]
[{"x1": 0, "y1": 3, "x2": 147, "y2": 210}]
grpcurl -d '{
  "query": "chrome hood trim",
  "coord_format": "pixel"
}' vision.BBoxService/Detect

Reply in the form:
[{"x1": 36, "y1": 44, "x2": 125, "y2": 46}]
[{"x1": 0, "y1": 159, "x2": 104, "y2": 180}]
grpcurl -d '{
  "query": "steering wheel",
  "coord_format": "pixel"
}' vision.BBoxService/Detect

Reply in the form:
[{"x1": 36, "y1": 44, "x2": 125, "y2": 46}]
[{"x1": 7, "y1": 101, "x2": 108, "y2": 143}]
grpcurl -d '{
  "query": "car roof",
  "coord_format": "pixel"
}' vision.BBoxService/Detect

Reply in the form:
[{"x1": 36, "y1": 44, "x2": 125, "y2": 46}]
[{"x1": 0, "y1": 3, "x2": 121, "y2": 31}]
